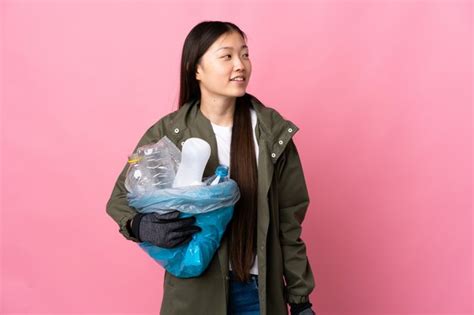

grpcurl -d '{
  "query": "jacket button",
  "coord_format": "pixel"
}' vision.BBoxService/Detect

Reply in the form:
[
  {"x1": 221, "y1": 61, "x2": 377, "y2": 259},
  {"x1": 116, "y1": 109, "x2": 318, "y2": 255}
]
[
  {"x1": 174, "y1": 128, "x2": 180, "y2": 134},
  {"x1": 278, "y1": 140, "x2": 283, "y2": 145},
  {"x1": 181, "y1": 141, "x2": 185, "y2": 146},
  {"x1": 260, "y1": 245, "x2": 265, "y2": 250},
  {"x1": 271, "y1": 153, "x2": 276, "y2": 158},
  {"x1": 288, "y1": 128, "x2": 293, "y2": 133}
]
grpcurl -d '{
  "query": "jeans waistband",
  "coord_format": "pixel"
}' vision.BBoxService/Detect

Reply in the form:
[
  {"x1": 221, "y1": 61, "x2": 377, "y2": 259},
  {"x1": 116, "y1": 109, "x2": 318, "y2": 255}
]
[{"x1": 229, "y1": 270, "x2": 259, "y2": 282}]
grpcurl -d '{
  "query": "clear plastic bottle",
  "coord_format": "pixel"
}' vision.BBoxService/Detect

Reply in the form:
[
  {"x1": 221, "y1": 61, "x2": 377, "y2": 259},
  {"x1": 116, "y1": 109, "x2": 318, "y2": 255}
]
[
  {"x1": 204, "y1": 165, "x2": 230, "y2": 186},
  {"x1": 125, "y1": 153, "x2": 148, "y2": 194}
]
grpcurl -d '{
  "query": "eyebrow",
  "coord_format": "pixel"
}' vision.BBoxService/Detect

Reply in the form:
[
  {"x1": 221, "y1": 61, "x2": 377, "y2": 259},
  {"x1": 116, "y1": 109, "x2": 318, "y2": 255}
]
[{"x1": 215, "y1": 45, "x2": 248, "y2": 52}]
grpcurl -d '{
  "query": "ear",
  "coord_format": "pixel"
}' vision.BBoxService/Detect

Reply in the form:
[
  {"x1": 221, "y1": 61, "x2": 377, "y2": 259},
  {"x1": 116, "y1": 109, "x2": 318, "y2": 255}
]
[
  {"x1": 195, "y1": 63, "x2": 203, "y2": 81},
  {"x1": 195, "y1": 61, "x2": 204, "y2": 81}
]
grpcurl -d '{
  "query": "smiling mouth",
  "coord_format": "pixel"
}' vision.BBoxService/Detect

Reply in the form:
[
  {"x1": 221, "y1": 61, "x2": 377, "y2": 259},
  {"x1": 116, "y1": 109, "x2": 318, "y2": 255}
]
[
  {"x1": 230, "y1": 79, "x2": 246, "y2": 85},
  {"x1": 230, "y1": 76, "x2": 246, "y2": 81}
]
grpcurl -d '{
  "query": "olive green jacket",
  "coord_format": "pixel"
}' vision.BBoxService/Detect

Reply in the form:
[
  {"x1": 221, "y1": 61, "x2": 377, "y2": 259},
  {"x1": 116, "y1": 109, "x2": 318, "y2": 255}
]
[{"x1": 106, "y1": 94, "x2": 315, "y2": 315}]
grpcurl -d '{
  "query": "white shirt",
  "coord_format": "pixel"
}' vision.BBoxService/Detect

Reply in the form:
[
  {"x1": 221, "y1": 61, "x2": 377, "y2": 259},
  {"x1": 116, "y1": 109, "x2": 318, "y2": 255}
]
[{"x1": 210, "y1": 108, "x2": 259, "y2": 275}]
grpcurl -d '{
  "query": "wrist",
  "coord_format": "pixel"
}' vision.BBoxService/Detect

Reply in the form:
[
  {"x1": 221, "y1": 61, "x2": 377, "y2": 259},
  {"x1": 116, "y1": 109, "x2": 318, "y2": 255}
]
[
  {"x1": 126, "y1": 219, "x2": 134, "y2": 235},
  {"x1": 130, "y1": 213, "x2": 145, "y2": 241}
]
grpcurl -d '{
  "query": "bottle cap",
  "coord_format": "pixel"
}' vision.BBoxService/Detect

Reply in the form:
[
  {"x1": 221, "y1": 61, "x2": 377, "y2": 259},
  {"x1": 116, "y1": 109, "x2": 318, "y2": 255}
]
[
  {"x1": 128, "y1": 153, "x2": 142, "y2": 164},
  {"x1": 215, "y1": 165, "x2": 229, "y2": 177}
]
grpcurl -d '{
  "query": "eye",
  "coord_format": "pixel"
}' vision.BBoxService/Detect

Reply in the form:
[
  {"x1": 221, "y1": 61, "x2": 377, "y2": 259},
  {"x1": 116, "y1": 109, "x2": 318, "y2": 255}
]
[{"x1": 222, "y1": 53, "x2": 249, "y2": 60}]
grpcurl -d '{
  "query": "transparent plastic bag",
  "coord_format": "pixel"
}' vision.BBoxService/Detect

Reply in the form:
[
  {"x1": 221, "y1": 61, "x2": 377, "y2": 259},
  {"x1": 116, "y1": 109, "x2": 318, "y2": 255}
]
[
  {"x1": 127, "y1": 180, "x2": 240, "y2": 214},
  {"x1": 125, "y1": 136, "x2": 240, "y2": 278}
]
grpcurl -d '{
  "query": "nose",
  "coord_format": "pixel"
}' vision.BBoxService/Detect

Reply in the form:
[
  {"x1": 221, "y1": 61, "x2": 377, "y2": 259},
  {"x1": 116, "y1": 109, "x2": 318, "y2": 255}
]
[{"x1": 233, "y1": 56, "x2": 245, "y2": 71}]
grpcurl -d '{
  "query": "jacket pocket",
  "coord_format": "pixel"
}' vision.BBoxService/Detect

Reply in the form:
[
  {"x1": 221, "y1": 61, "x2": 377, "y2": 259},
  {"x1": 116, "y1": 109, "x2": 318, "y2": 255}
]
[{"x1": 161, "y1": 273, "x2": 226, "y2": 315}]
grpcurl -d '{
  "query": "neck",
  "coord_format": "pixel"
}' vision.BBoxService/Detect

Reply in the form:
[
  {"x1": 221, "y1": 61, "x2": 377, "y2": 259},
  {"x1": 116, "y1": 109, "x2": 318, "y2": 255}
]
[{"x1": 199, "y1": 95, "x2": 236, "y2": 127}]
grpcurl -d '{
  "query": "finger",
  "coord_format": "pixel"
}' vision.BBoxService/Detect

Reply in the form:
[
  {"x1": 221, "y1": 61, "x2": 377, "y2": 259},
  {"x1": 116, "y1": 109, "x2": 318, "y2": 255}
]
[
  {"x1": 152, "y1": 210, "x2": 180, "y2": 221},
  {"x1": 162, "y1": 210, "x2": 181, "y2": 219},
  {"x1": 169, "y1": 235, "x2": 193, "y2": 248},
  {"x1": 168, "y1": 226, "x2": 201, "y2": 240},
  {"x1": 163, "y1": 217, "x2": 197, "y2": 230},
  {"x1": 172, "y1": 224, "x2": 202, "y2": 234}
]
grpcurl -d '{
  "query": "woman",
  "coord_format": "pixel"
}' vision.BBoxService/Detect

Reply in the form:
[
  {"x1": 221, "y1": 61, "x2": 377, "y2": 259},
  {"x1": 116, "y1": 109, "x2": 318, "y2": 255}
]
[{"x1": 106, "y1": 21, "x2": 316, "y2": 315}]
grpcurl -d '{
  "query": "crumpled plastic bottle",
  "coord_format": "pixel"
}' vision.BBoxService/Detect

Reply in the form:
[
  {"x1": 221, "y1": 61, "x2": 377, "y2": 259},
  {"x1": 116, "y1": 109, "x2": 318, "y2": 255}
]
[{"x1": 125, "y1": 136, "x2": 181, "y2": 196}]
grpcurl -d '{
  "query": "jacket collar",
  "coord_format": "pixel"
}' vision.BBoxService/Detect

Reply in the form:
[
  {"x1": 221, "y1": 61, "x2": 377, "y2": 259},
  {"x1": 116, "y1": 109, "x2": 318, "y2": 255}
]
[{"x1": 168, "y1": 93, "x2": 300, "y2": 164}]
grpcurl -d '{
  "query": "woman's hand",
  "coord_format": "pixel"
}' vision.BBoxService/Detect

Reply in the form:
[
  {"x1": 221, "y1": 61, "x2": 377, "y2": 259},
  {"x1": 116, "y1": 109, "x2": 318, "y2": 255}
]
[
  {"x1": 295, "y1": 308, "x2": 316, "y2": 315},
  {"x1": 130, "y1": 210, "x2": 202, "y2": 248},
  {"x1": 290, "y1": 301, "x2": 316, "y2": 315}
]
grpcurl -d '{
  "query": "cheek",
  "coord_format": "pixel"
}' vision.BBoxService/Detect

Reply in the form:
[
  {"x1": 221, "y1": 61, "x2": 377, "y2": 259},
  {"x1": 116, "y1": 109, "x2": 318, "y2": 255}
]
[
  {"x1": 212, "y1": 67, "x2": 232, "y2": 83},
  {"x1": 217, "y1": 64, "x2": 232, "y2": 76},
  {"x1": 245, "y1": 60, "x2": 252, "y2": 72}
]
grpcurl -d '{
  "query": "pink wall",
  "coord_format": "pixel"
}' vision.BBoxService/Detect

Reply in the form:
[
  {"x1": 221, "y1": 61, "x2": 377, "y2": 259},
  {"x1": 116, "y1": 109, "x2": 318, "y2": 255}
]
[{"x1": 1, "y1": 0, "x2": 472, "y2": 314}]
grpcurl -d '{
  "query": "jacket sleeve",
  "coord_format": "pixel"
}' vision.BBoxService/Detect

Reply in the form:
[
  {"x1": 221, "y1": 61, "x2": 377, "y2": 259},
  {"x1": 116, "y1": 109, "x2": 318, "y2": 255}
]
[
  {"x1": 277, "y1": 138, "x2": 315, "y2": 304},
  {"x1": 105, "y1": 122, "x2": 163, "y2": 242}
]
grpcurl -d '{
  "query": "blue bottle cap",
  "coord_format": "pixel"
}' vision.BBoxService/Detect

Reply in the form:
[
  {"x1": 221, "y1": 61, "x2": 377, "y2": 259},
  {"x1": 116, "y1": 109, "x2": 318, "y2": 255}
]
[{"x1": 215, "y1": 165, "x2": 229, "y2": 177}]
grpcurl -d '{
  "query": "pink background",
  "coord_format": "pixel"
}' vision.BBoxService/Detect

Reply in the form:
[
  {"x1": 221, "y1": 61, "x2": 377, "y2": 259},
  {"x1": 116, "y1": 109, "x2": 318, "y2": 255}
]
[{"x1": 1, "y1": 0, "x2": 472, "y2": 314}]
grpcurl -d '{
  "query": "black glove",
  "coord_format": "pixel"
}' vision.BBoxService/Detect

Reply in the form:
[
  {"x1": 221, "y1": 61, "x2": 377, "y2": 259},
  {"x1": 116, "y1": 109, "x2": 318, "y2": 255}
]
[
  {"x1": 130, "y1": 210, "x2": 201, "y2": 248},
  {"x1": 290, "y1": 301, "x2": 315, "y2": 315}
]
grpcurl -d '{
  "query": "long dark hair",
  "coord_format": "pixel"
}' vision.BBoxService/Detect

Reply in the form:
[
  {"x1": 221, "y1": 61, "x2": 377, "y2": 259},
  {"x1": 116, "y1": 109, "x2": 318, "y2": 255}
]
[{"x1": 178, "y1": 21, "x2": 258, "y2": 283}]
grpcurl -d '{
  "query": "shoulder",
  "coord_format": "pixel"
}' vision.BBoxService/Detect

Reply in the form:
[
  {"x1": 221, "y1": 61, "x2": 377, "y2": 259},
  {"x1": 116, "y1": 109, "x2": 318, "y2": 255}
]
[
  {"x1": 248, "y1": 93, "x2": 294, "y2": 126},
  {"x1": 247, "y1": 93, "x2": 300, "y2": 151}
]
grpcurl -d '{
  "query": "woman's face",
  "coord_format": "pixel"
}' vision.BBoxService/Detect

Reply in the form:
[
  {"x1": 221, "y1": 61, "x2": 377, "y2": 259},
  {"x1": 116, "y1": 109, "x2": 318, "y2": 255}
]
[{"x1": 195, "y1": 31, "x2": 252, "y2": 100}]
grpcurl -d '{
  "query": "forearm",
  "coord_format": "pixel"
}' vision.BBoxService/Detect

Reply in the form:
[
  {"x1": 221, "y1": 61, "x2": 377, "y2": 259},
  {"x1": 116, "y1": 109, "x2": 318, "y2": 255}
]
[
  {"x1": 280, "y1": 206, "x2": 315, "y2": 304},
  {"x1": 277, "y1": 139, "x2": 316, "y2": 304},
  {"x1": 105, "y1": 122, "x2": 162, "y2": 242},
  {"x1": 105, "y1": 159, "x2": 140, "y2": 242}
]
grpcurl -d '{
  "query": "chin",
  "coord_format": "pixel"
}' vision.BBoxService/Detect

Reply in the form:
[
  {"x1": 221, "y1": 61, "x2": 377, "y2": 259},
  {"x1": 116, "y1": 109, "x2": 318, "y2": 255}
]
[
  {"x1": 231, "y1": 89, "x2": 247, "y2": 97},
  {"x1": 216, "y1": 88, "x2": 247, "y2": 99}
]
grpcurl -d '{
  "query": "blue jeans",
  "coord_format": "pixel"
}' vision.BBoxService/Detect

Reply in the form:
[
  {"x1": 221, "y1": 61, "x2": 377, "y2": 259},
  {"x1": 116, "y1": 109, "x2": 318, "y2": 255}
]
[{"x1": 227, "y1": 271, "x2": 260, "y2": 315}]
